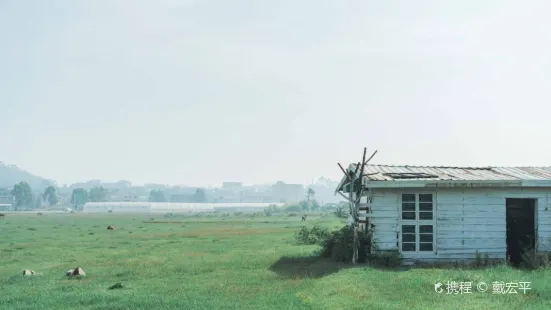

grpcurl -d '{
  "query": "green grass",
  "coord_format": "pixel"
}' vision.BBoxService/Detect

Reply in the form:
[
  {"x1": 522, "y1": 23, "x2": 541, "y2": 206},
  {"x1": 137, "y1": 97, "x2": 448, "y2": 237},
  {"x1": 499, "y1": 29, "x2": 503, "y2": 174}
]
[{"x1": 1, "y1": 213, "x2": 550, "y2": 310}]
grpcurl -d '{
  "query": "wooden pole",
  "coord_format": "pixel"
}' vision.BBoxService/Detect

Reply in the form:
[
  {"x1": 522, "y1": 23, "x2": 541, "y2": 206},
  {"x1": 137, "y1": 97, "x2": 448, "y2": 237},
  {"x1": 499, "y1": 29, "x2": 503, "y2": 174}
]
[
  {"x1": 353, "y1": 148, "x2": 368, "y2": 264},
  {"x1": 349, "y1": 165, "x2": 356, "y2": 264}
]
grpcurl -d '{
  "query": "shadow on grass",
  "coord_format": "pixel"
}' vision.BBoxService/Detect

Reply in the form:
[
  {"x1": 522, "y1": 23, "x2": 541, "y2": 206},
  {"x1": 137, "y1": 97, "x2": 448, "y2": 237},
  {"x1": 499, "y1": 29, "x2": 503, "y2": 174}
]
[
  {"x1": 269, "y1": 255, "x2": 511, "y2": 279},
  {"x1": 377, "y1": 263, "x2": 504, "y2": 272},
  {"x1": 269, "y1": 256, "x2": 352, "y2": 279}
]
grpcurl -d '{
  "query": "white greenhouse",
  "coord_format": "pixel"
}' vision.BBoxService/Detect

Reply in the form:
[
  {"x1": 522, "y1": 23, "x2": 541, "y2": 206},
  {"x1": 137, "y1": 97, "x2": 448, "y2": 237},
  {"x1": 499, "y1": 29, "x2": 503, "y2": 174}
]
[
  {"x1": 82, "y1": 202, "x2": 284, "y2": 214},
  {"x1": 83, "y1": 202, "x2": 152, "y2": 213}
]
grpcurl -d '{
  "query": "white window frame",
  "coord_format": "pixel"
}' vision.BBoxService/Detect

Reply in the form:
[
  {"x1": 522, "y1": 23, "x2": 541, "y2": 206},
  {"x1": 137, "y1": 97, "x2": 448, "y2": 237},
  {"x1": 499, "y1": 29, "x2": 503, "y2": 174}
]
[{"x1": 399, "y1": 193, "x2": 436, "y2": 254}]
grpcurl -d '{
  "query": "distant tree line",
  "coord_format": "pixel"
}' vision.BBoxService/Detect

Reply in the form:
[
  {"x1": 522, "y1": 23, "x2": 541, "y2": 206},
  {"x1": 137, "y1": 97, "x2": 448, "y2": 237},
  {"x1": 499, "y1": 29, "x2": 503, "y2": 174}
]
[
  {"x1": 264, "y1": 188, "x2": 346, "y2": 215},
  {"x1": 71, "y1": 186, "x2": 109, "y2": 209},
  {"x1": 5, "y1": 181, "x2": 112, "y2": 211},
  {"x1": 6, "y1": 183, "x2": 340, "y2": 213},
  {"x1": 6, "y1": 182, "x2": 212, "y2": 211},
  {"x1": 9, "y1": 181, "x2": 59, "y2": 211}
]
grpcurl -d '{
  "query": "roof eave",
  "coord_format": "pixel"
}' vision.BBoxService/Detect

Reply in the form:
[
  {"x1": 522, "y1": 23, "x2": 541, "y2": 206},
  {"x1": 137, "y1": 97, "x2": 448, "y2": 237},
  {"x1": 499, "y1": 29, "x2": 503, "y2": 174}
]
[
  {"x1": 334, "y1": 164, "x2": 360, "y2": 194},
  {"x1": 364, "y1": 179, "x2": 551, "y2": 188}
]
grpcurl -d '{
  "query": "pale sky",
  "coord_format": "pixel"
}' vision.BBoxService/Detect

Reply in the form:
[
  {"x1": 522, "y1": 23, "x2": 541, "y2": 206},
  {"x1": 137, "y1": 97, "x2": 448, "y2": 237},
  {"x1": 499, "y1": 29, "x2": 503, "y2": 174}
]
[{"x1": 1, "y1": 0, "x2": 550, "y2": 187}]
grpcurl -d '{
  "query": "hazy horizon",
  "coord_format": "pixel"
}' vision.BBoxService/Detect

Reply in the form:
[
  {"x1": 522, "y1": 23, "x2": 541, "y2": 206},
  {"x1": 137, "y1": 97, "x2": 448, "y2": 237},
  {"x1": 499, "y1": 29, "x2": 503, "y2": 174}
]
[
  {"x1": 0, "y1": 160, "x2": 337, "y2": 188},
  {"x1": 2, "y1": 0, "x2": 550, "y2": 187}
]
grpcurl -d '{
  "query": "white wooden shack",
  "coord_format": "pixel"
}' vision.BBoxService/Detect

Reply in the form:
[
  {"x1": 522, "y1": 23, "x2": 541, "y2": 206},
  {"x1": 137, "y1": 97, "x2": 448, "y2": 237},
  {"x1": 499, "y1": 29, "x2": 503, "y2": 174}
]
[{"x1": 335, "y1": 164, "x2": 551, "y2": 265}]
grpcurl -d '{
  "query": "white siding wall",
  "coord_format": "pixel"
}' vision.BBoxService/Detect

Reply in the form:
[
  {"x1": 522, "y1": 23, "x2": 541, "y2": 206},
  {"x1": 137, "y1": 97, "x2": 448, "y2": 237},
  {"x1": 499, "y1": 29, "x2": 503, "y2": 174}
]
[
  {"x1": 436, "y1": 189, "x2": 505, "y2": 260},
  {"x1": 368, "y1": 187, "x2": 551, "y2": 262},
  {"x1": 365, "y1": 190, "x2": 399, "y2": 251}
]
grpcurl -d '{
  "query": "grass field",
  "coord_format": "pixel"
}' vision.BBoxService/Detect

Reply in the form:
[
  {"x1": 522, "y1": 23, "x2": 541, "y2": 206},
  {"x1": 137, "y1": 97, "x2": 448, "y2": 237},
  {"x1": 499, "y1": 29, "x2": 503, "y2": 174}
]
[{"x1": 1, "y1": 213, "x2": 550, "y2": 310}]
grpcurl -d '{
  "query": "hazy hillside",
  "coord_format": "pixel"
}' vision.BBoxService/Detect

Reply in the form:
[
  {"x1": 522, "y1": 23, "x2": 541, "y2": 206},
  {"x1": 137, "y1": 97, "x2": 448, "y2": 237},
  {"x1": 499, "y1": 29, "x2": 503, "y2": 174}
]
[{"x1": 0, "y1": 162, "x2": 54, "y2": 190}]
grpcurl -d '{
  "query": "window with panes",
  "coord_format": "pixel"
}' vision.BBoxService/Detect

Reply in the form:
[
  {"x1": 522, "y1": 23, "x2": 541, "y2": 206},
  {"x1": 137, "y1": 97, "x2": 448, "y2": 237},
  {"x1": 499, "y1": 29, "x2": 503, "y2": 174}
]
[{"x1": 400, "y1": 193, "x2": 435, "y2": 253}]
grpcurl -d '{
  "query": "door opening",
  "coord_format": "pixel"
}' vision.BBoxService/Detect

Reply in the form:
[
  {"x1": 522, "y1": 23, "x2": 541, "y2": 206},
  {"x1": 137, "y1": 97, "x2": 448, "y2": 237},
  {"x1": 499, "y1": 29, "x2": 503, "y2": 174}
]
[{"x1": 506, "y1": 198, "x2": 536, "y2": 267}]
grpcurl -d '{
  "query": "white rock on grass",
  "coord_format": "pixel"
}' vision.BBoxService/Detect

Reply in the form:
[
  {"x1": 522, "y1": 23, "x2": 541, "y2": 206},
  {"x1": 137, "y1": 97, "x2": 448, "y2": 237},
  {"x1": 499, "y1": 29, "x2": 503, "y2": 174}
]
[
  {"x1": 66, "y1": 267, "x2": 86, "y2": 277},
  {"x1": 23, "y1": 269, "x2": 39, "y2": 276}
]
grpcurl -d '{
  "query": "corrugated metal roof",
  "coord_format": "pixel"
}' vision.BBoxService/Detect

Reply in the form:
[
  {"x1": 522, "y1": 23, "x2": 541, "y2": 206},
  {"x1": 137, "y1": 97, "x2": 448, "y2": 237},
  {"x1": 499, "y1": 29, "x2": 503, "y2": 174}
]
[{"x1": 347, "y1": 164, "x2": 551, "y2": 181}]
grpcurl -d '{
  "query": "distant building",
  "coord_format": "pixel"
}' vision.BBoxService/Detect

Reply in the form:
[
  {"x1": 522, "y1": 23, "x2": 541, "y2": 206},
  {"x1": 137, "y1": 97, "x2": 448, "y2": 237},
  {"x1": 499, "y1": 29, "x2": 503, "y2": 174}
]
[
  {"x1": 101, "y1": 180, "x2": 132, "y2": 189},
  {"x1": 166, "y1": 186, "x2": 197, "y2": 196},
  {"x1": 213, "y1": 187, "x2": 241, "y2": 203},
  {"x1": 123, "y1": 194, "x2": 140, "y2": 202},
  {"x1": 222, "y1": 182, "x2": 243, "y2": 189},
  {"x1": 69, "y1": 180, "x2": 101, "y2": 190},
  {"x1": 271, "y1": 182, "x2": 304, "y2": 203},
  {"x1": 144, "y1": 183, "x2": 168, "y2": 190},
  {"x1": 169, "y1": 194, "x2": 195, "y2": 203},
  {"x1": 105, "y1": 186, "x2": 148, "y2": 202},
  {"x1": 213, "y1": 183, "x2": 276, "y2": 203},
  {"x1": 0, "y1": 188, "x2": 13, "y2": 210},
  {"x1": 240, "y1": 187, "x2": 275, "y2": 203}
]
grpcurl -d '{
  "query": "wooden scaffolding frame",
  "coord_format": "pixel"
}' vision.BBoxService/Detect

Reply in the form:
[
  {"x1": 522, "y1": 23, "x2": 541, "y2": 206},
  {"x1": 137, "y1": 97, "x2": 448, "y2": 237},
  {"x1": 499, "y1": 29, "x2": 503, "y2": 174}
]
[{"x1": 336, "y1": 147, "x2": 378, "y2": 264}]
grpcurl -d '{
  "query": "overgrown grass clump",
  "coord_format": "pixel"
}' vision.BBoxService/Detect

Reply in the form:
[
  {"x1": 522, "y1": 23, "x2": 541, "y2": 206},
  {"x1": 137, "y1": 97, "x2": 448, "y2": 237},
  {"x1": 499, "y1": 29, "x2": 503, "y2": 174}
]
[
  {"x1": 294, "y1": 224, "x2": 331, "y2": 245},
  {"x1": 521, "y1": 250, "x2": 551, "y2": 270},
  {"x1": 318, "y1": 225, "x2": 369, "y2": 263},
  {"x1": 296, "y1": 224, "x2": 403, "y2": 267},
  {"x1": 319, "y1": 226, "x2": 402, "y2": 267}
]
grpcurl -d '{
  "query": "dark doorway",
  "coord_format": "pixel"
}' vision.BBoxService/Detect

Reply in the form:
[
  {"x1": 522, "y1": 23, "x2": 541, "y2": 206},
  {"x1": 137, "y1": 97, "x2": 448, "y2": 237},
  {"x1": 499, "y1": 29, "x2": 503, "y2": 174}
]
[{"x1": 506, "y1": 198, "x2": 536, "y2": 267}]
